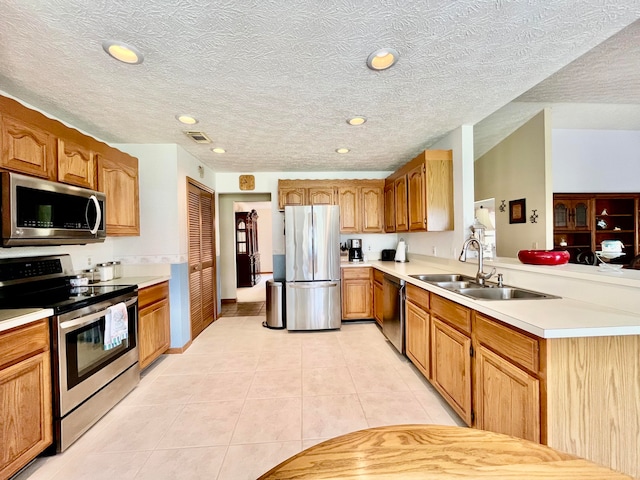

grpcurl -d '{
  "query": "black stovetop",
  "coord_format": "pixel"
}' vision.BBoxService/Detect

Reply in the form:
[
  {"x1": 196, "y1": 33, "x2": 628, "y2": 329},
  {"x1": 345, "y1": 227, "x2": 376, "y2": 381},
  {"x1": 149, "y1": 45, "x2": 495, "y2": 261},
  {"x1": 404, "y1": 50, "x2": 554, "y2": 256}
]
[{"x1": 0, "y1": 254, "x2": 136, "y2": 314}]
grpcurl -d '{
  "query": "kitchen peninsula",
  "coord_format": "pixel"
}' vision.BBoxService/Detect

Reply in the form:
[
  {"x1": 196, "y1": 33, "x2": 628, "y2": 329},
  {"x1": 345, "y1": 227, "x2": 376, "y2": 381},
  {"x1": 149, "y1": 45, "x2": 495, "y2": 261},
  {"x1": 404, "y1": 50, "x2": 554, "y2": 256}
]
[{"x1": 343, "y1": 255, "x2": 640, "y2": 479}]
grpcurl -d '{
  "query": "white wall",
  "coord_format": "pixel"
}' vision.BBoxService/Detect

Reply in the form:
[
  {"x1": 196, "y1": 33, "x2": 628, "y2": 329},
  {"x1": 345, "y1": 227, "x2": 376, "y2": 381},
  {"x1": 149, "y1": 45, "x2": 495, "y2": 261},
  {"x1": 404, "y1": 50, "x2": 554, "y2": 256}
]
[
  {"x1": 475, "y1": 110, "x2": 552, "y2": 257},
  {"x1": 553, "y1": 129, "x2": 640, "y2": 192},
  {"x1": 405, "y1": 125, "x2": 475, "y2": 259}
]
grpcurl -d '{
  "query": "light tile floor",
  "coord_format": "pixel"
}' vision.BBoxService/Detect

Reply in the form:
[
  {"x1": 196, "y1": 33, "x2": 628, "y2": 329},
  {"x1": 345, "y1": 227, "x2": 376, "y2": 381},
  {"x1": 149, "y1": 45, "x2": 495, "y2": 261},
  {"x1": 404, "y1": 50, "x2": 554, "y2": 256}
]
[{"x1": 16, "y1": 317, "x2": 463, "y2": 480}]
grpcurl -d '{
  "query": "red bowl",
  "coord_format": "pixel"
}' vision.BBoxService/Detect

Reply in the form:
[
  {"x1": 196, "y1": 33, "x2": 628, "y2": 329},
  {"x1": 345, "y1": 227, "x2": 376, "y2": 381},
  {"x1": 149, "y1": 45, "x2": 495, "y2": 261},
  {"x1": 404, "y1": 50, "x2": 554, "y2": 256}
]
[{"x1": 517, "y1": 250, "x2": 570, "y2": 265}]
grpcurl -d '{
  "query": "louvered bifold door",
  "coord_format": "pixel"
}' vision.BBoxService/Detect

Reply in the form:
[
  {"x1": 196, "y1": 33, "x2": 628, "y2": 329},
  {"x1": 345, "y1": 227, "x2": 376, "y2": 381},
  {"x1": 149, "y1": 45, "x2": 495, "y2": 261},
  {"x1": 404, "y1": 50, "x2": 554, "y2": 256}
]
[
  {"x1": 188, "y1": 184, "x2": 204, "y2": 338},
  {"x1": 200, "y1": 191, "x2": 215, "y2": 329}
]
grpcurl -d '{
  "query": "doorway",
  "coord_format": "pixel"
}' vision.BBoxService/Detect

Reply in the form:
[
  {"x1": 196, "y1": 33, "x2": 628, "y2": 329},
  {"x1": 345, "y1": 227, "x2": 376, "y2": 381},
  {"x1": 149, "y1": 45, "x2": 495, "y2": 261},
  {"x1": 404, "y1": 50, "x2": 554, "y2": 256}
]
[{"x1": 218, "y1": 194, "x2": 272, "y2": 317}]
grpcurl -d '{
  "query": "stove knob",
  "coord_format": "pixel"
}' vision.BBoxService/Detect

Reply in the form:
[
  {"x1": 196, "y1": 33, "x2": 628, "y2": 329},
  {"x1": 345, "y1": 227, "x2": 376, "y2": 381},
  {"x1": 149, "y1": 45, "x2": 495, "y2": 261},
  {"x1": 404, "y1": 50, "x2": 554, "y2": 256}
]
[{"x1": 15, "y1": 228, "x2": 24, "y2": 236}]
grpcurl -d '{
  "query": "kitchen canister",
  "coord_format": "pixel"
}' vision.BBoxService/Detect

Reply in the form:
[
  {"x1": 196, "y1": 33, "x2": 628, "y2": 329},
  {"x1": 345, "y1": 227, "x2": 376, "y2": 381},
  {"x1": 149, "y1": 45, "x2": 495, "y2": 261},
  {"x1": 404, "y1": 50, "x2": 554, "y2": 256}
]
[
  {"x1": 96, "y1": 262, "x2": 113, "y2": 281},
  {"x1": 110, "y1": 261, "x2": 122, "y2": 278},
  {"x1": 69, "y1": 274, "x2": 89, "y2": 287},
  {"x1": 83, "y1": 268, "x2": 98, "y2": 284}
]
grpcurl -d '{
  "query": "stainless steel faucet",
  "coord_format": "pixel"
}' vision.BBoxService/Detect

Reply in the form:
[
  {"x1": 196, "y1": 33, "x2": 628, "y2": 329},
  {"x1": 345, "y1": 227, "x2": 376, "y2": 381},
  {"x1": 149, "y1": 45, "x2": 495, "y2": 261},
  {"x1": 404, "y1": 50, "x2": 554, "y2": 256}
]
[{"x1": 459, "y1": 237, "x2": 496, "y2": 285}]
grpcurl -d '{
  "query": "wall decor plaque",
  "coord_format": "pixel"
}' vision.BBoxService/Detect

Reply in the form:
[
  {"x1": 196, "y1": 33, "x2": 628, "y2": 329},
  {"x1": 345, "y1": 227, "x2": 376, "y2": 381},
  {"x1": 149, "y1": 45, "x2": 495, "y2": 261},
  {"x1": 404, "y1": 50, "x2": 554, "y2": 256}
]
[{"x1": 239, "y1": 175, "x2": 255, "y2": 191}]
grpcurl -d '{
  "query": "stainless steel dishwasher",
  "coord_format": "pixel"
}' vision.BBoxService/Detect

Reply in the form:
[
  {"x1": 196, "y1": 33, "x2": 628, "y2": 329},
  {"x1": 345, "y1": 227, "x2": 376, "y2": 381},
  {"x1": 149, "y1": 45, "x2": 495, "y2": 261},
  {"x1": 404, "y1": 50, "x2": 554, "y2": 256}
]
[{"x1": 382, "y1": 274, "x2": 405, "y2": 354}]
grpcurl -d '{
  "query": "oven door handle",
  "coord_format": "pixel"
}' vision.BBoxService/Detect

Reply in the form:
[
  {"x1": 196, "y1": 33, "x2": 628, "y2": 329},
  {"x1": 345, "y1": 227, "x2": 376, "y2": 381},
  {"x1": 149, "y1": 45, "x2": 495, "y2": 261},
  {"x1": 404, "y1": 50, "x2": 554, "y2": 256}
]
[{"x1": 59, "y1": 297, "x2": 137, "y2": 331}]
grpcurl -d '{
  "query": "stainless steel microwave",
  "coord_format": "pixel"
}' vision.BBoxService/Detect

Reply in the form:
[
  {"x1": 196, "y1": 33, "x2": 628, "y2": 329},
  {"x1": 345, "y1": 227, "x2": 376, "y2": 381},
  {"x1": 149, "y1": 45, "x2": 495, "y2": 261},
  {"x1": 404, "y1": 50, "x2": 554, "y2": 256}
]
[{"x1": 1, "y1": 172, "x2": 106, "y2": 246}]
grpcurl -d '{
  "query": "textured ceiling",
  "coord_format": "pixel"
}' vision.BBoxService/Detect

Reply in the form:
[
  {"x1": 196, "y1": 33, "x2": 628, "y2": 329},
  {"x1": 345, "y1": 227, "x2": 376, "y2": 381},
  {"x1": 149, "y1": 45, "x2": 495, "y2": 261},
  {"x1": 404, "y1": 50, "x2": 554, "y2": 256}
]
[
  {"x1": 1, "y1": 1, "x2": 639, "y2": 172},
  {"x1": 475, "y1": 18, "x2": 640, "y2": 159}
]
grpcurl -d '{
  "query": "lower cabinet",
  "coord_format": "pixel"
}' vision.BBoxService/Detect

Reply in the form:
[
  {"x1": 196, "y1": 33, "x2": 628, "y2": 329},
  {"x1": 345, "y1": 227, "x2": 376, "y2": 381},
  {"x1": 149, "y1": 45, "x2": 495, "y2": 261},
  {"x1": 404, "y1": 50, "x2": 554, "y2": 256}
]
[
  {"x1": 373, "y1": 269, "x2": 384, "y2": 327},
  {"x1": 472, "y1": 312, "x2": 541, "y2": 443},
  {"x1": 0, "y1": 319, "x2": 53, "y2": 480},
  {"x1": 474, "y1": 345, "x2": 540, "y2": 442},
  {"x1": 431, "y1": 317, "x2": 472, "y2": 425},
  {"x1": 405, "y1": 283, "x2": 430, "y2": 378},
  {"x1": 138, "y1": 282, "x2": 171, "y2": 370},
  {"x1": 341, "y1": 267, "x2": 373, "y2": 320},
  {"x1": 401, "y1": 278, "x2": 543, "y2": 441}
]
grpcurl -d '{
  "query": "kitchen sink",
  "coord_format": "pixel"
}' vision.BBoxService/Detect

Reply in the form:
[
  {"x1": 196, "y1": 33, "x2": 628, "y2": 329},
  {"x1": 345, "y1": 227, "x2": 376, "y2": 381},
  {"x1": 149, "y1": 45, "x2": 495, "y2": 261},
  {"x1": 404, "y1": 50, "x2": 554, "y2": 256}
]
[
  {"x1": 455, "y1": 286, "x2": 559, "y2": 300},
  {"x1": 409, "y1": 273, "x2": 558, "y2": 300},
  {"x1": 409, "y1": 274, "x2": 475, "y2": 283}
]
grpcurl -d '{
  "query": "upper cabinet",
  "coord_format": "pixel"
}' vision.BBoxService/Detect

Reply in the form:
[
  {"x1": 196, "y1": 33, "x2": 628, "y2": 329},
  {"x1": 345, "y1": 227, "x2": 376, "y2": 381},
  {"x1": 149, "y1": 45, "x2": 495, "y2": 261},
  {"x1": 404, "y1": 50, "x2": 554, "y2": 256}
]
[
  {"x1": 278, "y1": 179, "x2": 384, "y2": 233},
  {"x1": 0, "y1": 95, "x2": 140, "y2": 237},
  {"x1": 57, "y1": 137, "x2": 96, "y2": 189},
  {"x1": 385, "y1": 149, "x2": 454, "y2": 233},
  {"x1": 0, "y1": 114, "x2": 56, "y2": 180},
  {"x1": 97, "y1": 153, "x2": 140, "y2": 236},
  {"x1": 553, "y1": 195, "x2": 592, "y2": 231},
  {"x1": 383, "y1": 181, "x2": 396, "y2": 232}
]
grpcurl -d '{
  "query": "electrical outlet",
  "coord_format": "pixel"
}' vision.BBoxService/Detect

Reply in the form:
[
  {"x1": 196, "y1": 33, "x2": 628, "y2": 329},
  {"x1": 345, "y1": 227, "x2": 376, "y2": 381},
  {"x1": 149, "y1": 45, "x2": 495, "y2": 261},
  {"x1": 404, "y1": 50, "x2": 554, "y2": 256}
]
[
  {"x1": 432, "y1": 246, "x2": 437, "y2": 256},
  {"x1": 368, "y1": 245, "x2": 371, "y2": 251},
  {"x1": 87, "y1": 256, "x2": 92, "y2": 266}
]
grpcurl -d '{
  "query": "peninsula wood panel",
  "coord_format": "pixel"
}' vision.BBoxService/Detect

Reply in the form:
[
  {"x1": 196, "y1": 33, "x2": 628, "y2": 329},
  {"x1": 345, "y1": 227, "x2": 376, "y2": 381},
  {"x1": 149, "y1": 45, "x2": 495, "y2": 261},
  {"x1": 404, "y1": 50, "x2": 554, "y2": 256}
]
[{"x1": 545, "y1": 335, "x2": 640, "y2": 479}]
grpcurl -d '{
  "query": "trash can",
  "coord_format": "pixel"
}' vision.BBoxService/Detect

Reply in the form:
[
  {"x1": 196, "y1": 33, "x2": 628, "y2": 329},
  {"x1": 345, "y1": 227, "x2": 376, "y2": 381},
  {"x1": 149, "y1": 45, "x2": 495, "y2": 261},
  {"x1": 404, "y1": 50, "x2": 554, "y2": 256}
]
[{"x1": 263, "y1": 280, "x2": 285, "y2": 329}]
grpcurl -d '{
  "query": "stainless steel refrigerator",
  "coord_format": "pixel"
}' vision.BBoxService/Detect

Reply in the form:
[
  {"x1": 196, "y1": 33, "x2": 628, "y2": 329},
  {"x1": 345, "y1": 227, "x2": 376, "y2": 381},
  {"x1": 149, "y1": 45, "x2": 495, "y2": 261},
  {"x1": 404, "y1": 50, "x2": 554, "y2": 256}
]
[{"x1": 285, "y1": 205, "x2": 341, "y2": 330}]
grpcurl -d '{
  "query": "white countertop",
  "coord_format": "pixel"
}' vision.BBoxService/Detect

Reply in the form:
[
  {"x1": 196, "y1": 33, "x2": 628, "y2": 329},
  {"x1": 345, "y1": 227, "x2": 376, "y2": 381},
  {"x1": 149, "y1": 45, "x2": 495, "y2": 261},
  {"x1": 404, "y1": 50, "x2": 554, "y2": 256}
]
[
  {"x1": 342, "y1": 258, "x2": 640, "y2": 339},
  {"x1": 92, "y1": 275, "x2": 170, "y2": 289},
  {"x1": 0, "y1": 308, "x2": 54, "y2": 333}
]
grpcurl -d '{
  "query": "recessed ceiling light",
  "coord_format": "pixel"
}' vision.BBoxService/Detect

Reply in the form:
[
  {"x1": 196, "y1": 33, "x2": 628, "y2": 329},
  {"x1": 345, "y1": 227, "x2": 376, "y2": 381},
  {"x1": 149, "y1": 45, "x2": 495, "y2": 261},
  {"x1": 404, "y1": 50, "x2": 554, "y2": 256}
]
[
  {"x1": 212, "y1": 147, "x2": 226, "y2": 154},
  {"x1": 102, "y1": 40, "x2": 144, "y2": 64},
  {"x1": 366, "y1": 48, "x2": 399, "y2": 71},
  {"x1": 347, "y1": 116, "x2": 367, "y2": 126},
  {"x1": 176, "y1": 114, "x2": 198, "y2": 125},
  {"x1": 336, "y1": 148, "x2": 350, "y2": 154}
]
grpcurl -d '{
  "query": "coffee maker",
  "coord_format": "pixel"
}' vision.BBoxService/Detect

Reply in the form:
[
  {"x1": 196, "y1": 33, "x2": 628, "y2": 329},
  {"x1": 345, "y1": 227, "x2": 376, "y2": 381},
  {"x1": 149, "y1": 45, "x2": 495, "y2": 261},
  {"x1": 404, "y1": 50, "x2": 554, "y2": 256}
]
[{"x1": 348, "y1": 239, "x2": 363, "y2": 262}]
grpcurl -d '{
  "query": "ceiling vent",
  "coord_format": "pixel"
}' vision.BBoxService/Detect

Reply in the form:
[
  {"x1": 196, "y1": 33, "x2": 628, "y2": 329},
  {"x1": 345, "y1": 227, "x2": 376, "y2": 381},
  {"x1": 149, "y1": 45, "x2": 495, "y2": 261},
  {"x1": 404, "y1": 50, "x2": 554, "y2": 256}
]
[{"x1": 184, "y1": 131, "x2": 212, "y2": 144}]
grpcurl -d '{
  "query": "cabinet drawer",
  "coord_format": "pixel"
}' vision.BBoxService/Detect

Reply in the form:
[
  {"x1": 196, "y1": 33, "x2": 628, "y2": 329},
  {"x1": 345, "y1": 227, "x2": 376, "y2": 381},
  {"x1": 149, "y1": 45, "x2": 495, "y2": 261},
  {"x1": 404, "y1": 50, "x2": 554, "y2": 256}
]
[
  {"x1": 139, "y1": 281, "x2": 170, "y2": 309},
  {"x1": 0, "y1": 319, "x2": 49, "y2": 370},
  {"x1": 406, "y1": 283, "x2": 429, "y2": 310},
  {"x1": 474, "y1": 313, "x2": 539, "y2": 373},
  {"x1": 430, "y1": 294, "x2": 471, "y2": 334},
  {"x1": 373, "y1": 269, "x2": 384, "y2": 285},
  {"x1": 342, "y1": 267, "x2": 371, "y2": 280}
]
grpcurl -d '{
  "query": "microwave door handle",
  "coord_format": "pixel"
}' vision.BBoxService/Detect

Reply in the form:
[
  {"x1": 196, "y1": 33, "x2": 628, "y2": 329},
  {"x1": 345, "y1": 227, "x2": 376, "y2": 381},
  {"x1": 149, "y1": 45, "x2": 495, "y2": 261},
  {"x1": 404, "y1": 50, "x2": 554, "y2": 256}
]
[{"x1": 87, "y1": 195, "x2": 102, "y2": 234}]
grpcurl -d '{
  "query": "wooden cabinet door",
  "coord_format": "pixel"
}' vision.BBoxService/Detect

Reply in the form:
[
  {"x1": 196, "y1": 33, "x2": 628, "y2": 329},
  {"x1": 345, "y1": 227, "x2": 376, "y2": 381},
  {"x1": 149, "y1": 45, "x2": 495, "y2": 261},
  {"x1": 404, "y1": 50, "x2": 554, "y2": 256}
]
[
  {"x1": 57, "y1": 138, "x2": 95, "y2": 188},
  {"x1": 0, "y1": 347, "x2": 52, "y2": 480},
  {"x1": 394, "y1": 176, "x2": 408, "y2": 232},
  {"x1": 309, "y1": 187, "x2": 335, "y2": 205},
  {"x1": 407, "y1": 164, "x2": 425, "y2": 231},
  {"x1": 406, "y1": 300, "x2": 429, "y2": 378},
  {"x1": 373, "y1": 280, "x2": 383, "y2": 327},
  {"x1": 279, "y1": 187, "x2": 306, "y2": 209},
  {"x1": 138, "y1": 298, "x2": 170, "y2": 370},
  {"x1": 361, "y1": 185, "x2": 384, "y2": 233},
  {"x1": 338, "y1": 186, "x2": 359, "y2": 233},
  {"x1": 431, "y1": 317, "x2": 472, "y2": 425},
  {"x1": 96, "y1": 153, "x2": 140, "y2": 236},
  {"x1": 0, "y1": 114, "x2": 56, "y2": 179},
  {"x1": 474, "y1": 345, "x2": 540, "y2": 442},
  {"x1": 341, "y1": 268, "x2": 372, "y2": 320},
  {"x1": 554, "y1": 197, "x2": 592, "y2": 231},
  {"x1": 384, "y1": 182, "x2": 395, "y2": 232}
]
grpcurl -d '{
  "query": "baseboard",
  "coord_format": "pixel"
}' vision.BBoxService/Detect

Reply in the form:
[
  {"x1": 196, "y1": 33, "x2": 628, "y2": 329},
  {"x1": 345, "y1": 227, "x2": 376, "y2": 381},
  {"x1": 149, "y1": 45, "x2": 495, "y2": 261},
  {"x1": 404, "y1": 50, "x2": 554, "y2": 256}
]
[
  {"x1": 166, "y1": 339, "x2": 192, "y2": 354},
  {"x1": 221, "y1": 298, "x2": 237, "y2": 304}
]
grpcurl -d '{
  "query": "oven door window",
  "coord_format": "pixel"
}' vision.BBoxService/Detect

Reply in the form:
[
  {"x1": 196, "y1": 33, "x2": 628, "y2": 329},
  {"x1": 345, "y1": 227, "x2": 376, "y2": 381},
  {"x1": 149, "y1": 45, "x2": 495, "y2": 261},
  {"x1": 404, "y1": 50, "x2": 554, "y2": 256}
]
[{"x1": 65, "y1": 307, "x2": 137, "y2": 389}]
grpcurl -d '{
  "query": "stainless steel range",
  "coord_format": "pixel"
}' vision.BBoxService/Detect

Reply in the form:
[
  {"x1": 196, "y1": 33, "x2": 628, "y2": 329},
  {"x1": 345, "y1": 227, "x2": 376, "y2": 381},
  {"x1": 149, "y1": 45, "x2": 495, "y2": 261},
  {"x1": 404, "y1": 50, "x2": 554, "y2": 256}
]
[{"x1": 0, "y1": 254, "x2": 139, "y2": 452}]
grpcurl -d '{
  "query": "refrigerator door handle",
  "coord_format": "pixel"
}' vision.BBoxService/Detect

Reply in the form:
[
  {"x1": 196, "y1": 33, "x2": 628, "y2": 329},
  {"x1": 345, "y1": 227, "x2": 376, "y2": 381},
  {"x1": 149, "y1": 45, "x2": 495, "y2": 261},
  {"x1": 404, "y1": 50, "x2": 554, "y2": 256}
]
[
  {"x1": 288, "y1": 282, "x2": 339, "y2": 289},
  {"x1": 311, "y1": 211, "x2": 317, "y2": 277}
]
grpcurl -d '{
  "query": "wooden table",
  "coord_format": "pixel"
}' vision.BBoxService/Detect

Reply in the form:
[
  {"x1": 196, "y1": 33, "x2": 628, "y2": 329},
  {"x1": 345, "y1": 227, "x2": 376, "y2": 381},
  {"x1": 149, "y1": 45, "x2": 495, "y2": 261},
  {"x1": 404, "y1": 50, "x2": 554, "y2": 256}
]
[{"x1": 258, "y1": 425, "x2": 633, "y2": 479}]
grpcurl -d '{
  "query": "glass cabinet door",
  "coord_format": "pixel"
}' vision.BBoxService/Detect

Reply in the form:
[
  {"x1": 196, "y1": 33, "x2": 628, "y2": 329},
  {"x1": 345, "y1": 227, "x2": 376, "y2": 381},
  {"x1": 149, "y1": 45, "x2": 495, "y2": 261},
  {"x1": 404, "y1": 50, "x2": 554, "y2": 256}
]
[
  {"x1": 574, "y1": 202, "x2": 589, "y2": 229},
  {"x1": 554, "y1": 202, "x2": 569, "y2": 229}
]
